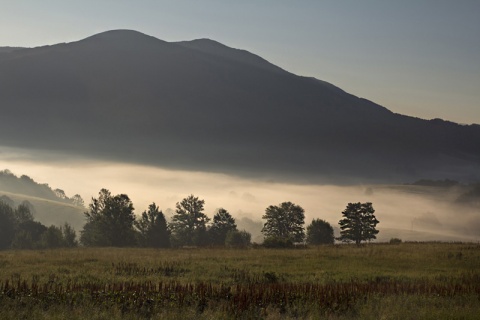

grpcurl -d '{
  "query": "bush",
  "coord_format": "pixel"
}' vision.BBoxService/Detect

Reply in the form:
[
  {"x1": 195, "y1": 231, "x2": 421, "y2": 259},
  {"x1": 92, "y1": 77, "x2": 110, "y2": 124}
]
[
  {"x1": 389, "y1": 238, "x2": 402, "y2": 244},
  {"x1": 225, "y1": 230, "x2": 251, "y2": 248},
  {"x1": 262, "y1": 237, "x2": 293, "y2": 248}
]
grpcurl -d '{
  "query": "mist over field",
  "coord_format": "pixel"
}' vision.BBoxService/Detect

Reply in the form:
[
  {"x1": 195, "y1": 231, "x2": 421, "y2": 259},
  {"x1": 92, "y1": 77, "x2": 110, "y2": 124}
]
[{"x1": 1, "y1": 147, "x2": 478, "y2": 243}]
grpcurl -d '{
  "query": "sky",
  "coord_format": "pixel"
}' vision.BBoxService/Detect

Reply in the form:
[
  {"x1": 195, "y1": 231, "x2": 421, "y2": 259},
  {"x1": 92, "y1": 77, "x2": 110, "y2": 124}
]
[{"x1": 0, "y1": 0, "x2": 479, "y2": 124}]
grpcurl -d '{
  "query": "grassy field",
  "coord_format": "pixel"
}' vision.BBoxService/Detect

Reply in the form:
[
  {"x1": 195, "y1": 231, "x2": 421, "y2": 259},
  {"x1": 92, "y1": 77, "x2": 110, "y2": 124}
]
[{"x1": 0, "y1": 243, "x2": 479, "y2": 319}]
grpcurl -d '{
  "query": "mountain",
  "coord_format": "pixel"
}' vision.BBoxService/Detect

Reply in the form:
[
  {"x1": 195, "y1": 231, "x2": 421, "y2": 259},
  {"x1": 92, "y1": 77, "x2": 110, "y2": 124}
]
[
  {"x1": 0, "y1": 29, "x2": 479, "y2": 183},
  {"x1": 0, "y1": 47, "x2": 24, "y2": 53}
]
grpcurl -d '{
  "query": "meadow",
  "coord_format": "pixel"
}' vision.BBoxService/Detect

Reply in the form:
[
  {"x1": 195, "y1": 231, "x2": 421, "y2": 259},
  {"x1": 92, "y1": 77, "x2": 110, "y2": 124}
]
[{"x1": 0, "y1": 242, "x2": 479, "y2": 319}]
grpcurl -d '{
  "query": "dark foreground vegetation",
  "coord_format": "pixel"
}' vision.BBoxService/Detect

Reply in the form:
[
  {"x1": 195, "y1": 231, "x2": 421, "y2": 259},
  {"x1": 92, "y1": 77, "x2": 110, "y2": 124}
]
[{"x1": 0, "y1": 243, "x2": 479, "y2": 319}]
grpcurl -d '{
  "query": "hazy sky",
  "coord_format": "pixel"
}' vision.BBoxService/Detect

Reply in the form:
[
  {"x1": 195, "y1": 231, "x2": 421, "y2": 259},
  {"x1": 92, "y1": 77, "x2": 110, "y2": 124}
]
[{"x1": 1, "y1": 0, "x2": 479, "y2": 124}]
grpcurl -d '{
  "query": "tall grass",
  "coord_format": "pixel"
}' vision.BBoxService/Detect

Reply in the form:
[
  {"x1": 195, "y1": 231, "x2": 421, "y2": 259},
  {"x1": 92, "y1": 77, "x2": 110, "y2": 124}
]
[{"x1": 0, "y1": 243, "x2": 479, "y2": 319}]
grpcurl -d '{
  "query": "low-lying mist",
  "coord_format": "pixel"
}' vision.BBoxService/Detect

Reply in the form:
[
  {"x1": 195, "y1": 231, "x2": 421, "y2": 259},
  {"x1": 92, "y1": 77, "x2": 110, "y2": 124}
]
[{"x1": 0, "y1": 147, "x2": 478, "y2": 243}]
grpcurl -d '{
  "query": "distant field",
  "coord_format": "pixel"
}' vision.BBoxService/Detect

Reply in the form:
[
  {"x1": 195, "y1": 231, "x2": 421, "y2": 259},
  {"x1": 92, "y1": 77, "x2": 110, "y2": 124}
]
[{"x1": 1, "y1": 243, "x2": 479, "y2": 319}]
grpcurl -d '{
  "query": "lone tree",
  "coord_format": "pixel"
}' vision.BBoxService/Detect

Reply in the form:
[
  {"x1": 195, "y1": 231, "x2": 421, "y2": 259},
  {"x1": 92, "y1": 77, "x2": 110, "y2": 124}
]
[
  {"x1": 262, "y1": 202, "x2": 305, "y2": 243},
  {"x1": 306, "y1": 219, "x2": 334, "y2": 245},
  {"x1": 80, "y1": 189, "x2": 136, "y2": 247},
  {"x1": 208, "y1": 208, "x2": 237, "y2": 246},
  {"x1": 338, "y1": 202, "x2": 379, "y2": 245},
  {"x1": 170, "y1": 195, "x2": 210, "y2": 246},
  {"x1": 135, "y1": 202, "x2": 170, "y2": 248}
]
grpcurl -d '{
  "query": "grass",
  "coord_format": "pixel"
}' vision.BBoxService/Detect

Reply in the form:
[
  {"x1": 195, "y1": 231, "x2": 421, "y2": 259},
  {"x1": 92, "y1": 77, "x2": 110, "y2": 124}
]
[{"x1": 0, "y1": 242, "x2": 479, "y2": 319}]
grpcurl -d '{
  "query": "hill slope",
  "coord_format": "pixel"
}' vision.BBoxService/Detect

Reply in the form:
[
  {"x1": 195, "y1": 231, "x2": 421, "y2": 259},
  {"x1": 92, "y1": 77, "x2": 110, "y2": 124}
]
[
  {"x1": 0, "y1": 30, "x2": 479, "y2": 183},
  {"x1": 0, "y1": 191, "x2": 85, "y2": 231}
]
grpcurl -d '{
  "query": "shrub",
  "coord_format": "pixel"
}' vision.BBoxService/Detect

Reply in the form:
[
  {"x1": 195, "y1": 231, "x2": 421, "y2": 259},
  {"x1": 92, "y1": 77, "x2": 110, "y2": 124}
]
[
  {"x1": 262, "y1": 236, "x2": 293, "y2": 248},
  {"x1": 389, "y1": 238, "x2": 402, "y2": 244}
]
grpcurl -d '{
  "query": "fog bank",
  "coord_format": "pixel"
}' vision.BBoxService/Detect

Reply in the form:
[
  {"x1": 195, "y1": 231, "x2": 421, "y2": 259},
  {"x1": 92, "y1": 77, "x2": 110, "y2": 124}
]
[{"x1": 0, "y1": 147, "x2": 478, "y2": 243}]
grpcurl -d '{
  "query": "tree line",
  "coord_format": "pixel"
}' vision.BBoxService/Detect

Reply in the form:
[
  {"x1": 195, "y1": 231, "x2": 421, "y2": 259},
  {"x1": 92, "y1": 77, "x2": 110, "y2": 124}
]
[
  {"x1": 79, "y1": 189, "x2": 380, "y2": 248},
  {"x1": 0, "y1": 169, "x2": 84, "y2": 207},
  {"x1": 0, "y1": 188, "x2": 380, "y2": 250},
  {"x1": 79, "y1": 190, "x2": 251, "y2": 248},
  {"x1": 0, "y1": 201, "x2": 77, "y2": 250}
]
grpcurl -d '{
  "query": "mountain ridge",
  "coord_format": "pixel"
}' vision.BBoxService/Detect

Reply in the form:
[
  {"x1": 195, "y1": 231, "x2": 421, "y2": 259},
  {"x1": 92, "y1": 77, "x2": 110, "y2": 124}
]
[{"x1": 0, "y1": 29, "x2": 479, "y2": 184}]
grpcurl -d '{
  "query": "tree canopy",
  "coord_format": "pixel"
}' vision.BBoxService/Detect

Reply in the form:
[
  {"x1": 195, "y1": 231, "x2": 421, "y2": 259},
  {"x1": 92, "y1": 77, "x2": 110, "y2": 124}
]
[
  {"x1": 208, "y1": 208, "x2": 237, "y2": 246},
  {"x1": 306, "y1": 219, "x2": 334, "y2": 245},
  {"x1": 80, "y1": 189, "x2": 136, "y2": 247},
  {"x1": 135, "y1": 203, "x2": 170, "y2": 248},
  {"x1": 261, "y1": 202, "x2": 305, "y2": 243},
  {"x1": 170, "y1": 195, "x2": 210, "y2": 246},
  {"x1": 338, "y1": 202, "x2": 379, "y2": 245}
]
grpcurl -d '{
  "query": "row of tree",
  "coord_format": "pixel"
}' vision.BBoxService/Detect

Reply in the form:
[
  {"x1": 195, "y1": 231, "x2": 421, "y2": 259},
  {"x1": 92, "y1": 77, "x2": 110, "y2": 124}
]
[
  {"x1": 0, "y1": 202, "x2": 77, "y2": 250},
  {"x1": 79, "y1": 189, "x2": 380, "y2": 248},
  {"x1": 0, "y1": 169, "x2": 84, "y2": 206},
  {"x1": 260, "y1": 201, "x2": 379, "y2": 247},
  {"x1": 1, "y1": 188, "x2": 380, "y2": 250},
  {"x1": 79, "y1": 190, "x2": 251, "y2": 248}
]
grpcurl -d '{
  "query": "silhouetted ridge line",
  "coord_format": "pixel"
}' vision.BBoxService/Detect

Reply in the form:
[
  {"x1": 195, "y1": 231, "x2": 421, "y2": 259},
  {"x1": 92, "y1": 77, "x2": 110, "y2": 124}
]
[{"x1": 0, "y1": 29, "x2": 478, "y2": 184}]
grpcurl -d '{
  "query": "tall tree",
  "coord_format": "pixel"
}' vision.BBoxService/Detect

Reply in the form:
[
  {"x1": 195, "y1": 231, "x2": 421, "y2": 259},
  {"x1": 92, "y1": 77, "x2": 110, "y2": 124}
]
[
  {"x1": 306, "y1": 219, "x2": 334, "y2": 245},
  {"x1": 208, "y1": 208, "x2": 237, "y2": 246},
  {"x1": 261, "y1": 202, "x2": 305, "y2": 243},
  {"x1": 338, "y1": 202, "x2": 379, "y2": 245},
  {"x1": 170, "y1": 195, "x2": 209, "y2": 246},
  {"x1": 135, "y1": 203, "x2": 170, "y2": 248},
  {"x1": 80, "y1": 189, "x2": 136, "y2": 247}
]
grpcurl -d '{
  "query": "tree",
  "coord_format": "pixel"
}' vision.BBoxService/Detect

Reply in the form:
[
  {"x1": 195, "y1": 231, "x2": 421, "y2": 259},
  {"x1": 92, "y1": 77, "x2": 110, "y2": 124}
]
[
  {"x1": 261, "y1": 202, "x2": 305, "y2": 243},
  {"x1": 338, "y1": 202, "x2": 379, "y2": 245},
  {"x1": 14, "y1": 203, "x2": 34, "y2": 224},
  {"x1": 41, "y1": 225, "x2": 65, "y2": 248},
  {"x1": 170, "y1": 195, "x2": 209, "y2": 246},
  {"x1": 62, "y1": 223, "x2": 78, "y2": 247},
  {"x1": 0, "y1": 195, "x2": 15, "y2": 207},
  {"x1": 0, "y1": 202, "x2": 15, "y2": 249},
  {"x1": 80, "y1": 189, "x2": 136, "y2": 247},
  {"x1": 4, "y1": 203, "x2": 47, "y2": 249},
  {"x1": 135, "y1": 203, "x2": 170, "y2": 248},
  {"x1": 71, "y1": 194, "x2": 85, "y2": 207},
  {"x1": 306, "y1": 219, "x2": 334, "y2": 245},
  {"x1": 12, "y1": 220, "x2": 47, "y2": 249},
  {"x1": 208, "y1": 208, "x2": 237, "y2": 246},
  {"x1": 54, "y1": 188, "x2": 68, "y2": 200}
]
